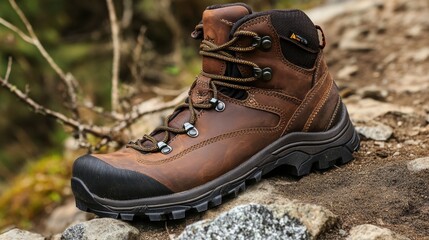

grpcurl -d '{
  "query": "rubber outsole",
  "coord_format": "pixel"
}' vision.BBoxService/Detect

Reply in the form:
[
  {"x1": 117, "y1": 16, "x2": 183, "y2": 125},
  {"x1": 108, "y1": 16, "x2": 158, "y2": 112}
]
[{"x1": 71, "y1": 105, "x2": 360, "y2": 221}]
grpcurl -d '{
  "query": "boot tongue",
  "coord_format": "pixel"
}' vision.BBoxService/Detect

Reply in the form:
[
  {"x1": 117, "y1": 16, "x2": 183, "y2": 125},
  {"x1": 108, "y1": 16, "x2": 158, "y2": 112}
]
[{"x1": 202, "y1": 4, "x2": 252, "y2": 75}]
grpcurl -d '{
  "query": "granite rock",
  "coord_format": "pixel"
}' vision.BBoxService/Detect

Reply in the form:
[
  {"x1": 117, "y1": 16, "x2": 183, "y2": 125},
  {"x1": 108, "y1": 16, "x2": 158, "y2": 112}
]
[
  {"x1": 61, "y1": 218, "x2": 139, "y2": 240},
  {"x1": 0, "y1": 229, "x2": 45, "y2": 240},
  {"x1": 178, "y1": 204, "x2": 310, "y2": 240}
]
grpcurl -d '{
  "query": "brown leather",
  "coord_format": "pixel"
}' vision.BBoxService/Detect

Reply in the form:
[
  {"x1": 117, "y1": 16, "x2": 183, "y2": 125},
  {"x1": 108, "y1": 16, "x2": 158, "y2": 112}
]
[
  {"x1": 201, "y1": 5, "x2": 250, "y2": 75},
  {"x1": 93, "y1": 7, "x2": 344, "y2": 193},
  {"x1": 95, "y1": 88, "x2": 300, "y2": 192},
  {"x1": 283, "y1": 54, "x2": 339, "y2": 134},
  {"x1": 235, "y1": 15, "x2": 314, "y2": 100},
  {"x1": 189, "y1": 6, "x2": 251, "y2": 105}
]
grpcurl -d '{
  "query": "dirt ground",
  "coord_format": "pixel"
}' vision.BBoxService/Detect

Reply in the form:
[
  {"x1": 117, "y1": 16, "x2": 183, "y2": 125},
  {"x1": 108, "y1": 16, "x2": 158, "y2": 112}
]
[
  {"x1": 279, "y1": 1, "x2": 429, "y2": 239},
  {"x1": 137, "y1": 1, "x2": 429, "y2": 239}
]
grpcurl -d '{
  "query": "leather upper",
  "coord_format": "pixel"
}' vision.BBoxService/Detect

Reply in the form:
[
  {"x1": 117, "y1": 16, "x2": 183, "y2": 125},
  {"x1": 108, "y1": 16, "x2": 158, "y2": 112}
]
[{"x1": 80, "y1": 5, "x2": 342, "y2": 198}]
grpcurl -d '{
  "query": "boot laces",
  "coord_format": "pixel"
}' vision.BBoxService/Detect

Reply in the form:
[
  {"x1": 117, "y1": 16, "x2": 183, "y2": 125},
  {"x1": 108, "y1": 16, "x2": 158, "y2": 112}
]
[{"x1": 127, "y1": 30, "x2": 261, "y2": 153}]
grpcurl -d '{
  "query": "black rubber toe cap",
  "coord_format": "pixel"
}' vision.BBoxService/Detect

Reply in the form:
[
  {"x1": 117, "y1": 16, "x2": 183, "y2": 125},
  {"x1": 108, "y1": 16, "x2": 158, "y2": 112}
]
[{"x1": 72, "y1": 155, "x2": 173, "y2": 200}]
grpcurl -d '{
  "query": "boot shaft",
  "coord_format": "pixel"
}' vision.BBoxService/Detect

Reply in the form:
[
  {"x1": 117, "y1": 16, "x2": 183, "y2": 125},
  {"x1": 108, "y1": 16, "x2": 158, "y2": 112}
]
[{"x1": 194, "y1": 4, "x2": 339, "y2": 133}]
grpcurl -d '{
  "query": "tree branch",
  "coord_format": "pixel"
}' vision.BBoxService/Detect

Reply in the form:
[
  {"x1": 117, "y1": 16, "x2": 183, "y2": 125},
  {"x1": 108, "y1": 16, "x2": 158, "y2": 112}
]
[
  {"x1": 4, "y1": 57, "x2": 13, "y2": 82},
  {"x1": 0, "y1": 2, "x2": 189, "y2": 151},
  {"x1": 0, "y1": 18, "x2": 33, "y2": 43},
  {"x1": 0, "y1": 60, "x2": 111, "y2": 140},
  {"x1": 8, "y1": 0, "x2": 80, "y2": 119},
  {"x1": 106, "y1": 0, "x2": 121, "y2": 112}
]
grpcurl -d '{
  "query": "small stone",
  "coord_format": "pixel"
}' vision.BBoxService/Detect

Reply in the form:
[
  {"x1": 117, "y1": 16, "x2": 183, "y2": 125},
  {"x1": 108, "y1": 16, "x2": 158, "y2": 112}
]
[
  {"x1": 393, "y1": 152, "x2": 400, "y2": 156},
  {"x1": 382, "y1": 53, "x2": 397, "y2": 64},
  {"x1": 411, "y1": 47, "x2": 429, "y2": 63},
  {"x1": 374, "y1": 141, "x2": 385, "y2": 148},
  {"x1": 339, "y1": 229, "x2": 347, "y2": 236},
  {"x1": 376, "y1": 151, "x2": 388, "y2": 158},
  {"x1": 376, "y1": 218, "x2": 385, "y2": 226},
  {"x1": 404, "y1": 139, "x2": 421, "y2": 145},
  {"x1": 61, "y1": 218, "x2": 140, "y2": 240},
  {"x1": 0, "y1": 229, "x2": 45, "y2": 240},
  {"x1": 360, "y1": 86, "x2": 389, "y2": 101},
  {"x1": 355, "y1": 123, "x2": 393, "y2": 141},
  {"x1": 407, "y1": 157, "x2": 429, "y2": 173},
  {"x1": 346, "y1": 224, "x2": 409, "y2": 240},
  {"x1": 337, "y1": 65, "x2": 359, "y2": 80},
  {"x1": 50, "y1": 234, "x2": 62, "y2": 240},
  {"x1": 406, "y1": 25, "x2": 423, "y2": 38}
]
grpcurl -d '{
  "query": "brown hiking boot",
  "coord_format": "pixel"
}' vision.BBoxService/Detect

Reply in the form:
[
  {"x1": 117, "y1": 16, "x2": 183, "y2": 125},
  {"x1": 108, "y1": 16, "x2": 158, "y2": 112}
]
[{"x1": 71, "y1": 3, "x2": 360, "y2": 221}]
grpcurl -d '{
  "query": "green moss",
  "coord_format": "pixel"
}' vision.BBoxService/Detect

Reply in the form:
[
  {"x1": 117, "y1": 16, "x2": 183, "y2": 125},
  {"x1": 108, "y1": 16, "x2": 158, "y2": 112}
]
[{"x1": 0, "y1": 154, "x2": 72, "y2": 229}]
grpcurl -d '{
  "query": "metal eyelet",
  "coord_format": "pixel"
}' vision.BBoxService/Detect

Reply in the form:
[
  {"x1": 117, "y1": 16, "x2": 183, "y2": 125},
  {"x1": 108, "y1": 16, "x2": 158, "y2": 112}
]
[
  {"x1": 252, "y1": 36, "x2": 261, "y2": 47},
  {"x1": 252, "y1": 36, "x2": 271, "y2": 50},
  {"x1": 157, "y1": 141, "x2": 172, "y2": 154},
  {"x1": 183, "y1": 122, "x2": 199, "y2": 138},
  {"x1": 262, "y1": 67, "x2": 272, "y2": 81},
  {"x1": 253, "y1": 67, "x2": 272, "y2": 81},
  {"x1": 261, "y1": 36, "x2": 272, "y2": 50},
  {"x1": 209, "y1": 98, "x2": 226, "y2": 112},
  {"x1": 253, "y1": 67, "x2": 262, "y2": 79}
]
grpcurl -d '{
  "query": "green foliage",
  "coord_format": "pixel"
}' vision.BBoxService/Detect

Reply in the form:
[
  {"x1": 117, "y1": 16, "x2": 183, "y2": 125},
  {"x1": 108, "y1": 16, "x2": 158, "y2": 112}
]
[{"x1": 0, "y1": 154, "x2": 72, "y2": 229}]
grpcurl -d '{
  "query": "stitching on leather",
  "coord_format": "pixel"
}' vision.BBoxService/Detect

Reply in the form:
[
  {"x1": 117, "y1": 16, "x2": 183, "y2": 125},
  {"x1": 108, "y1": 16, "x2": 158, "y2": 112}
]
[
  {"x1": 220, "y1": 18, "x2": 234, "y2": 26},
  {"x1": 138, "y1": 127, "x2": 278, "y2": 165},
  {"x1": 303, "y1": 76, "x2": 333, "y2": 132},
  {"x1": 249, "y1": 88, "x2": 302, "y2": 105},
  {"x1": 224, "y1": 93, "x2": 284, "y2": 117},
  {"x1": 221, "y1": 92, "x2": 289, "y2": 133},
  {"x1": 283, "y1": 70, "x2": 329, "y2": 135},
  {"x1": 325, "y1": 97, "x2": 341, "y2": 131},
  {"x1": 240, "y1": 15, "x2": 269, "y2": 30},
  {"x1": 313, "y1": 53, "x2": 324, "y2": 84},
  {"x1": 168, "y1": 109, "x2": 205, "y2": 145}
]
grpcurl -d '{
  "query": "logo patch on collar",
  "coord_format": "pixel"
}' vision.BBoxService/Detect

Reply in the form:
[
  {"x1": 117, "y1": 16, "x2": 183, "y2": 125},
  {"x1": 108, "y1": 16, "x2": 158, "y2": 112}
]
[{"x1": 289, "y1": 32, "x2": 308, "y2": 45}]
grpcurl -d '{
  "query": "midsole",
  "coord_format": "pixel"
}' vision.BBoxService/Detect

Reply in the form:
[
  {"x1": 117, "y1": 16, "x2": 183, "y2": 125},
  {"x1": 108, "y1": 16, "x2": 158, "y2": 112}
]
[{"x1": 78, "y1": 104, "x2": 357, "y2": 209}]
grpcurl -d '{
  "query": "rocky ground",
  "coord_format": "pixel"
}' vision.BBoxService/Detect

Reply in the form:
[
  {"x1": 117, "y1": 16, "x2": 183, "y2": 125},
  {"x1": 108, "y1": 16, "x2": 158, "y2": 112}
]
[{"x1": 1, "y1": 0, "x2": 428, "y2": 239}]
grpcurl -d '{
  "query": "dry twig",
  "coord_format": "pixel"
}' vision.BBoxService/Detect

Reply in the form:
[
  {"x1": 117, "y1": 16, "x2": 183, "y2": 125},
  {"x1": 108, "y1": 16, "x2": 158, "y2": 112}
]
[
  {"x1": 0, "y1": 18, "x2": 33, "y2": 43},
  {"x1": 106, "y1": 0, "x2": 121, "y2": 112},
  {"x1": 4, "y1": 56, "x2": 13, "y2": 82},
  {"x1": 0, "y1": 0, "x2": 187, "y2": 150},
  {"x1": 0, "y1": 58, "x2": 187, "y2": 143},
  {"x1": 0, "y1": 59, "x2": 111, "y2": 139},
  {"x1": 4, "y1": 0, "x2": 80, "y2": 119}
]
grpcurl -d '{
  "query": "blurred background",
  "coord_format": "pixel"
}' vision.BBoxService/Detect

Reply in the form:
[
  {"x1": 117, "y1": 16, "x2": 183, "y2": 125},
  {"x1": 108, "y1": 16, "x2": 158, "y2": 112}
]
[{"x1": 0, "y1": 0, "x2": 325, "y2": 230}]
